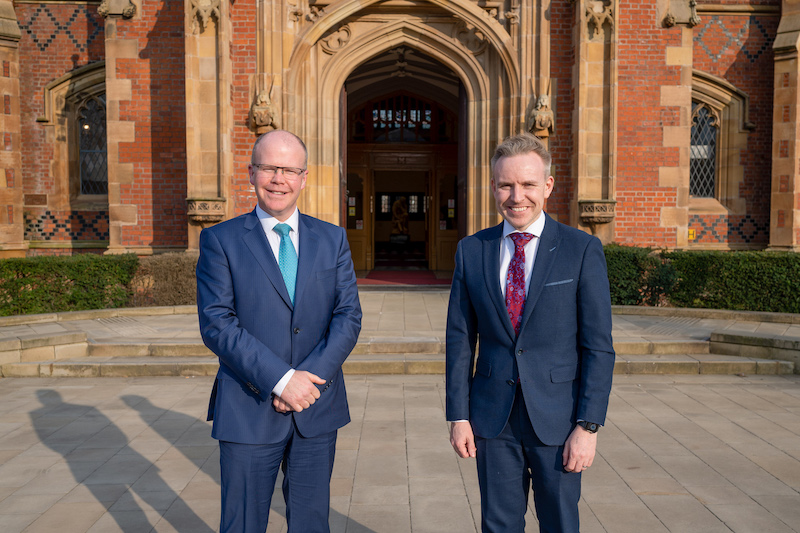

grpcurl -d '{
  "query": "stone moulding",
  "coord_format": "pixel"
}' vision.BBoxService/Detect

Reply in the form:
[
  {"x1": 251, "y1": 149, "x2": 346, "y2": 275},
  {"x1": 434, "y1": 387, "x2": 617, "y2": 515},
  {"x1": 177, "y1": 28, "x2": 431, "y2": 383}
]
[
  {"x1": 187, "y1": 198, "x2": 225, "y2": 224},
  {"x1": 579, "y1": 199, "x2": 616, "y2": 225}
]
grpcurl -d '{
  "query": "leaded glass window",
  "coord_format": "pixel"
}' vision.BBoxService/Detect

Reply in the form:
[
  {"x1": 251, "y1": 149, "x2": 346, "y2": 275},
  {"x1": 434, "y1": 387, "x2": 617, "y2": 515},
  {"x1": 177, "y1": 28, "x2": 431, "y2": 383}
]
[
  {"x1": 78, "y1": 94, "x2": 108, "y2": 195},
  {"x1": 349, "y1": 92, "x2": 456, "y2": 143},
  {"x1": 690, "y1": 102, "x2": 718, "y2": 198}
]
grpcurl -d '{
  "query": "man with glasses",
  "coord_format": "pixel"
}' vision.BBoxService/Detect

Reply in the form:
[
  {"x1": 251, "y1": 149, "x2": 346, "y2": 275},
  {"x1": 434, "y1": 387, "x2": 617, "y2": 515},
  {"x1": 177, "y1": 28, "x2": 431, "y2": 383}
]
[{"x1": 196, "y1": 130, "x2": 362, "y2": 532}]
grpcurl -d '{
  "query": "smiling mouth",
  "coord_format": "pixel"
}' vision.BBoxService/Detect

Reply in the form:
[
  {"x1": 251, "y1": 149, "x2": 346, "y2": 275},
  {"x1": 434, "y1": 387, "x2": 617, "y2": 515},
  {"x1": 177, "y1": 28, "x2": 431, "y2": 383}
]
[{"x1": 508, "y1": 207, "x2": 528, "y2": 212}]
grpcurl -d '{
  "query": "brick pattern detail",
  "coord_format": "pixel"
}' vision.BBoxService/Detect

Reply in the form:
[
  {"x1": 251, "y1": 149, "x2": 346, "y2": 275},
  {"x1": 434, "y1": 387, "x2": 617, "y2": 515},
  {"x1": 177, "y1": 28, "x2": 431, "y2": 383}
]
[
  {"x1": 777, "y1": 210, "x2": 785, "y2": 228},
  {"x1": 783, "y1": 105, "x2": 791, "y2": 122},
  {"x1": 17, "y1": 4, "x2": 104, "y2": 202},
  {"x1": 693, "y1": 12, "x2": 776, "y2": 248},
  {"x1": 3, "y1": 132, "x2": 10, "y2": 151},
  {"x1": 2, "y1": 61, "x2": 8, "y2": 78},
  {"x1": 17, "y1": 6, "x2": 103, "y2": 53},
  {"x1": 689, "y1": 214, "x2": 769, "y2": 244},
  {"x1": 3, "y1": 95, "x2": 9, "y2": 115},
  {"x1": 780, "y1": 140, "x2": 789, "y2": 157},
  {"x1": 5, "y1": 168, "x2": 13, "y2": 188},
  {"x1": 780, "y1": 175, "x2": 790, "y2": 193},
  {"x1": 783, "y1": 72, "x2": 790, "y2": 87},
  {"x1": 24, "y1": 210, "x2": 109, "y2": 241}
]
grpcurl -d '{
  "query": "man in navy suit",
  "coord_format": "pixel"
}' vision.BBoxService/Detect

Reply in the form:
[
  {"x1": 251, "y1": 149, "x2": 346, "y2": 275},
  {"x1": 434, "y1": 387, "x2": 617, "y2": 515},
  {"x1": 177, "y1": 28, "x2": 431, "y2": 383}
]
[
  {"x1": 197, "y1": 130, "x2": 362, "y2": 532},
  {"x1": 446, "y1": 133, "x2": 615, "y2": 532}
]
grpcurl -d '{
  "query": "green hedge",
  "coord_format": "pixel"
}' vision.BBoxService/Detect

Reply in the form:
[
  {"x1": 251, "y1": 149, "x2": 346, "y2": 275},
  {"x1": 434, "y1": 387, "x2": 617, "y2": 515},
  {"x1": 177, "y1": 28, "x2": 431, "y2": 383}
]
[
  {"x1": 130, "y1": 252, "x2": 198, "y2": 307},
  {"x1": 604, "y1": 245, "x2": 800, "y2": 313},
  {"x1": 0, "y1": 254, "x2": 139, "y2": 316}
]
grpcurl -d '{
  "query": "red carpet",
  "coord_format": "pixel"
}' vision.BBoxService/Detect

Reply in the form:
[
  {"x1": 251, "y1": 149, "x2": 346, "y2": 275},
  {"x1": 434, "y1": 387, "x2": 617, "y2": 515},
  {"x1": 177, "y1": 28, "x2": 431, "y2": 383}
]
[{"x1": 358, "y1": 270, "x2": 451, "y2": 286}]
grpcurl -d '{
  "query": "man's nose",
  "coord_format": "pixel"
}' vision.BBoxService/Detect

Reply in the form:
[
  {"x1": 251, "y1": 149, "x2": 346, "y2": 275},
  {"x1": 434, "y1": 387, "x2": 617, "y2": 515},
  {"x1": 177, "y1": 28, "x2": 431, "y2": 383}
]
[{"x1": 509, "y1": 186, "x2": 524, "y2": 202}]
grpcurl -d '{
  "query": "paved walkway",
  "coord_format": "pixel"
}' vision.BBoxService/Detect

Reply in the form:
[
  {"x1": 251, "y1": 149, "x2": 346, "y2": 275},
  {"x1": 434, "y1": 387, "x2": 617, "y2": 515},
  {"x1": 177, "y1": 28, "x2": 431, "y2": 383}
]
[
  {"x1": 0, "y1": 290, "x2": 799, "y2": 378},
  {"x1": 2, "y1": 373, "x2": 800, "y2": 532}
]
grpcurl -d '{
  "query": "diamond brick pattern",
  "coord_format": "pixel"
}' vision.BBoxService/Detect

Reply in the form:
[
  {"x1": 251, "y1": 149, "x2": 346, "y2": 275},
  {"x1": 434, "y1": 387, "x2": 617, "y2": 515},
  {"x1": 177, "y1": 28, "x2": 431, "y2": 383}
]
[
  {"x1": 689, "y1": 214, "x2": 768, "y2": 244},
  {"x1": 24, "y1": 211, "x2": 109, "y2": 241},
  {"x1": 17, "y1": 6, "x2": 103, "y2": 54},
  {"x1": 695, "y1": 16, "x2": 773, "y2": 64}
]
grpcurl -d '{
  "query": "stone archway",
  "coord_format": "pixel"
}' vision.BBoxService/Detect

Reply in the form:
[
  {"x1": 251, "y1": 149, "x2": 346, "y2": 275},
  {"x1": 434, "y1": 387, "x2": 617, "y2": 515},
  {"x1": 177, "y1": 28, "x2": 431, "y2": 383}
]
[{"x1": 275, "y1": 0, "x2": 524, "y2": 236}]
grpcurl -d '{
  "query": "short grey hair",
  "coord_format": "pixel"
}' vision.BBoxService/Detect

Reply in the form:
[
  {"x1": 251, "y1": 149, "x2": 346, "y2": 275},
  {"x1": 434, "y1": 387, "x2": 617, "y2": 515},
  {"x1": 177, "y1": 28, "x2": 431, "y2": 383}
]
[
  {"x1": 490, "y1": 132, "x2": 552, "y2": 178},
  {"x1": 251, "y1": 130, "x2": 309, "y2": 168}
]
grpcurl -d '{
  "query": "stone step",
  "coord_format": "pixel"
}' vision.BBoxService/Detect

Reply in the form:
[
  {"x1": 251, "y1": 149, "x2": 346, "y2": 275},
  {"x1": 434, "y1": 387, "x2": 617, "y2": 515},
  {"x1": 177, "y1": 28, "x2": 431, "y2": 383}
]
[
  {"x1": 79, "y1": 338, "x2": 706, "y2": 359},
  {"x1": 1, "y1": 353, "x2": 792, "y2": 378}
]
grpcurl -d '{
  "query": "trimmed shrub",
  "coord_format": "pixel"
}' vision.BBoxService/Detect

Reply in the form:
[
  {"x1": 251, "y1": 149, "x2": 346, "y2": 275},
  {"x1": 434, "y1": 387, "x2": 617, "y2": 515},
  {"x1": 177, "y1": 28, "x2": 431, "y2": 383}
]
[
  {"x1": 665, "y1": 250, "x2": 800, "y2": 313},
  {"x1": 0, "y1": 254, "x2": 139, "y2": 316},
  {"x1": 130, "y1": 252, "x2": 199, "y2": 307}
]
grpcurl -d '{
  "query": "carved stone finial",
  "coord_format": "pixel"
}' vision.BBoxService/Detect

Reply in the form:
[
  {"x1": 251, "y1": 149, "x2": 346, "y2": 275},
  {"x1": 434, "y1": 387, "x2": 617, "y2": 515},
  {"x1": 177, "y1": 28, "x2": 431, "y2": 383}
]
[
  {"x1": 98, "y1": 0, "x2": 137, "y2": 19},
  {"x1": 453, "y1": 20, "x2": 488, "y2": 55},
  {"x1": 528, "y1": 94, "x2": 555, "y2": 138},
  {"x1": 688, "y1": 0, "x2": 701, "y2": 27},
  {"x1": 586, "y1": 0, "x2": 614, "y2": 39},
  {"x1": 505, "y1": 8, "x2": 520, "y2": 25},
  {"x1": 663, "y1": 11, "x2": 676, "y2": 28},
  {"x1": 190, "y1": 0, "x2": 220, "y2": 34},
  {"x1": 306, "y1": 6, "x2": 325, "y2": 22}
]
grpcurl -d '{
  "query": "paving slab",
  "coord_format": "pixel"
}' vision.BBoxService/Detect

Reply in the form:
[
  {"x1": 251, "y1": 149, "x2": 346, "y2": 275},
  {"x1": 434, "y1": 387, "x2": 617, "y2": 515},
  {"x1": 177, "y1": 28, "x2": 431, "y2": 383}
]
[{"x1": 0, "y1": 375, "x2": 798, "y2": 532}]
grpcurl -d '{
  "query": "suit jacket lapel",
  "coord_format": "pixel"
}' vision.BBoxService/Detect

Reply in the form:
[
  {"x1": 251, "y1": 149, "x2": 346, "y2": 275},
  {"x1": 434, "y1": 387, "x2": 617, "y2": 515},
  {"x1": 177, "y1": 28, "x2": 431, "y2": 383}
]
[
  {"x1": 242, "y1": 209, "x2": 294, "y2": 309},
  {"x1": 482, "y1": 224, "x2": 516, "y2": 340},
  {"x1": 294, "y1": 214, "x2": 319, "y2": 308},
  {"x1": 519, "y1": 213, "x2": 559, "y2": 333}
]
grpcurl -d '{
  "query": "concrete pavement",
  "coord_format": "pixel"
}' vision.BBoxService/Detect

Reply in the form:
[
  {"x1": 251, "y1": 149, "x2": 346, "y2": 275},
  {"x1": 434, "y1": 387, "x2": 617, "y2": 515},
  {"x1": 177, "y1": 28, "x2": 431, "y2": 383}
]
[{"x1": 2, "y1": 373, "x2": 800, "y2": 532}]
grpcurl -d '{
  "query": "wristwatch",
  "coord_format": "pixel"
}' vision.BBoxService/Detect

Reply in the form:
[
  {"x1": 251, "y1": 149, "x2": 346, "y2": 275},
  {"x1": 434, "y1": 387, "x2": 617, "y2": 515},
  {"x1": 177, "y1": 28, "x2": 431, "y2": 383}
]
[{"x1": 577, "y1": 421, "x2": 600, "y2": 433}]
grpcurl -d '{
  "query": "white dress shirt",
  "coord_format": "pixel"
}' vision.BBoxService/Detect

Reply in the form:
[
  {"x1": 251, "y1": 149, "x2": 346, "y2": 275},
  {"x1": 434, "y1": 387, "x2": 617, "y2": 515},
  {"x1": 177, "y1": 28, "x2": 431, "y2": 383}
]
[
  {"x1": 499, "y1": 213, "x2": 546, "y2": 297},
  {"x1": 254, "y1": 204, "x2": 300, "y2": 397}
]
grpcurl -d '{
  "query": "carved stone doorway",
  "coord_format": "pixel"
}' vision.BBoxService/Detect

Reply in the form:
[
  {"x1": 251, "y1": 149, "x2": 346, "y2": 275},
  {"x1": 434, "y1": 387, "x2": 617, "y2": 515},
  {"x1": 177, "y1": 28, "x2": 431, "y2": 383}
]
[{"x1": 343, "y1": 49, "x2": 460, "y2": 273}]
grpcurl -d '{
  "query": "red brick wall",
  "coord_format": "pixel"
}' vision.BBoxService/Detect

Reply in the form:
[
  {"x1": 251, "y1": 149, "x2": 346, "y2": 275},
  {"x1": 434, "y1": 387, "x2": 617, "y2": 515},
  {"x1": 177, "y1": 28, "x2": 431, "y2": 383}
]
[
  {"x1": 230, "y1": 1, "x2": 258, "y2": 216},
  {"x1": 549, "y1": 0, "x2": 576, "y2": 220},
  {"x1": 115, "y1": 1, "x2": 187, "y2": 249},
  {"x1": 690, "y1": 6, "x2": 778, "y2": 246},
  {"x1": 17, "y1": 3, "x2": 105, "y2": 248},
  {"x1": 614, "y1": 0, "x2": 683, "y2": 247}
]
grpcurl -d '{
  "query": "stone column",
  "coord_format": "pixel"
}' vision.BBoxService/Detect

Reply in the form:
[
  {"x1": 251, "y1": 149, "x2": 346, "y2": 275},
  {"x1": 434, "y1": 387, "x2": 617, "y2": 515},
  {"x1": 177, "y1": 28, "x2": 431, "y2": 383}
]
[
  {"x1": 770, "y1": 0, "x2": 800, "y2": 251},
  {"x1": 0, "y1": 1, "x2": 24, "y2": 257},
  {"x1": 571, "y1": 0, "x2": 618, "y2": 242},
  {"x1": 184, "y1": 0, "x2": 228, "y2": 250},
  {"x1": 100, "y1": 1, "x2": 138, "y2": 254}
]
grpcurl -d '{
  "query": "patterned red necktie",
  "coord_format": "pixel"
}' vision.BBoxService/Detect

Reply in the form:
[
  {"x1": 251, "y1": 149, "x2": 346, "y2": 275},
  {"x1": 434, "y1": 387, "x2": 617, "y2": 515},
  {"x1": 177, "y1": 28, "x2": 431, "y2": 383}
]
[{"x1": 506, "y1": 232, "x2": 534, "y2": 336}]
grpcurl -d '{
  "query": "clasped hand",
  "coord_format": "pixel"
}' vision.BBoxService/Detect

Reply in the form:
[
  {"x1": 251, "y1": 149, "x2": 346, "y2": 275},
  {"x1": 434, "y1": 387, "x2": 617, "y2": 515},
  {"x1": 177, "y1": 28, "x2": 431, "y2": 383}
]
[{"x1": 272, "y1": 370, "x2": 326, "y2": 413}]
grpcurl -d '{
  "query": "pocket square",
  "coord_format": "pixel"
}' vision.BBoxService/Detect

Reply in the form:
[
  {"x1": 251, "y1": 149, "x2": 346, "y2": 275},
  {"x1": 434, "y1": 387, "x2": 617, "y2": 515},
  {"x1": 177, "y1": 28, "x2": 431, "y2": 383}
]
[{"x1": 544, "y1": 278, "x2": 574, "y2": 287}]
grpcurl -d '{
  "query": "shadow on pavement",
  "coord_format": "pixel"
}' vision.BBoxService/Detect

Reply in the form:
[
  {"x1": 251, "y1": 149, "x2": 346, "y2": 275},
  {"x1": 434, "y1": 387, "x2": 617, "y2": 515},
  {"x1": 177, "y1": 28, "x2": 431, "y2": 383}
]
[{"x1": 31, "y1": 389, "x2": 214, "y2": 533}]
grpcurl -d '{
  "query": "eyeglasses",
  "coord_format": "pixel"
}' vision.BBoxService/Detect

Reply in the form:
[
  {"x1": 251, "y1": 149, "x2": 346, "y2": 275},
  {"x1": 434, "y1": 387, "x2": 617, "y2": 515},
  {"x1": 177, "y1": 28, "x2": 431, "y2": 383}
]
[{"x1": 251, "y1": 164, "x2": 307, "y2": 178}]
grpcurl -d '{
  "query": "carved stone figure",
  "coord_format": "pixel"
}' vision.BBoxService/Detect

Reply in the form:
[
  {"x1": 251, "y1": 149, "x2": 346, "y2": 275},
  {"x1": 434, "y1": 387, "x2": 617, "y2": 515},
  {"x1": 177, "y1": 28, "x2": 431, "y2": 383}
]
[
  {"x1": 528, "y1": 95, "x2": 554, "y2": 137},
  {"x1": 251, "y1": 88, "x2": 279, "y2": 133}
]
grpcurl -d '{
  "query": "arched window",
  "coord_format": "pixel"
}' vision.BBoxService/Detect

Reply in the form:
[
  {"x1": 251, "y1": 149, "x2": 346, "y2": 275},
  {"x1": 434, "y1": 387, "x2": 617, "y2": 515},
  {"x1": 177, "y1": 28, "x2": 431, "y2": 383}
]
[
  {"x1": 77, "y1": 94, "x2": 108, "y2": 195},
  {"x1": 690, "y1": 102, "x2": 719, "y2": 198}
]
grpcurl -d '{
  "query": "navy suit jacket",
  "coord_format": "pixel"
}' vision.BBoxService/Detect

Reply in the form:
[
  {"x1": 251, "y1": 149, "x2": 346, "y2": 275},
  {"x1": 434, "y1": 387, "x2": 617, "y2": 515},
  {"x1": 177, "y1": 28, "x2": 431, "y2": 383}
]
[
  {"x1": 446, "y1": 213, "x2": 615, "y2": 446},
  {"x1": 197, "y1": 210, "x2": 362, "y2": 445}
]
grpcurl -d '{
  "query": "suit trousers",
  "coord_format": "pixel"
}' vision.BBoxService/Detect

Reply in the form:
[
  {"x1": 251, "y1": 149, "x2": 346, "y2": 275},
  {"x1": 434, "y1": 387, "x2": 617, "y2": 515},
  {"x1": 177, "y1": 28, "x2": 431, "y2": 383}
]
[
  {"x1": 475, "y1": 387, "x2": 581, "y2": 533},
  {"x1": 219, "y1": 424, "x2": 337, "y2": 533}
]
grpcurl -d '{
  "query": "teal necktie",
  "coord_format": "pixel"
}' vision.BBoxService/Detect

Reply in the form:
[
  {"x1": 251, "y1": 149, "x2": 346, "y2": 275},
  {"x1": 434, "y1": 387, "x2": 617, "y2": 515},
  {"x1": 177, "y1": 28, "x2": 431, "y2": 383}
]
[{"x1": 273, "y1": 223, "x2": 297, "y2": 304}]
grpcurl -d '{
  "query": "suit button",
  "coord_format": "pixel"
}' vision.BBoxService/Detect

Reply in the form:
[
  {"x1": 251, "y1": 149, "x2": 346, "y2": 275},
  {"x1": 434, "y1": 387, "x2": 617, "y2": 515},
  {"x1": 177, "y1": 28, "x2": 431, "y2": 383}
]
[
  {"x1": 517, "y1": 349, "x2": 523, "y2": 355},
  {"x1": 294, "y1": 328, "x2": 300, "y2": 334},
  {"x1": 506, "y1": 379, "x2": 515, "y2": 386}
]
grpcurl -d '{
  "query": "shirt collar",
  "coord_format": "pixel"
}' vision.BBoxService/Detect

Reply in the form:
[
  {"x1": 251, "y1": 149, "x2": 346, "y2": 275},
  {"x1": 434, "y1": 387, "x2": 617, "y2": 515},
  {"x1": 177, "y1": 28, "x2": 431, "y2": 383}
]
[
  {"x1": 502, "y1": 212, "x2": 546, "y2": 240},
  {"x1": 255, "y1": 205, "x2": 300, "y2": 235}
]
